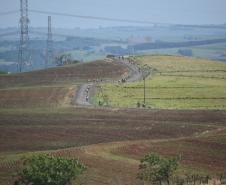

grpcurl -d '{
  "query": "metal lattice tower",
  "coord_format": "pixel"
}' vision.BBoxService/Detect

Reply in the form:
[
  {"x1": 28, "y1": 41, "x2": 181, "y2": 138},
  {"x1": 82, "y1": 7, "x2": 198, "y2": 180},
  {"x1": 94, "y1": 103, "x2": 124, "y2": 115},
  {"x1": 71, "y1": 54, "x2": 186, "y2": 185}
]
[
  {"x1": 45, "y1": 16, "x2": 53, "y2": 67},
  {"x1": 18, "y1": 0, "x2": 31, "y2": 72}
]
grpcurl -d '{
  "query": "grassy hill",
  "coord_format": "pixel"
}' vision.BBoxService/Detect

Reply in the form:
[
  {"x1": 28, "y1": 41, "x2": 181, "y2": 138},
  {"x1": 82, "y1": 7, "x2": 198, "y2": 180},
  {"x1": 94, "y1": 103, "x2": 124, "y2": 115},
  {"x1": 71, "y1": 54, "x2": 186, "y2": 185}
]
[{"x1": 94, "y1": 55, "x2": 226, "y2": 109}]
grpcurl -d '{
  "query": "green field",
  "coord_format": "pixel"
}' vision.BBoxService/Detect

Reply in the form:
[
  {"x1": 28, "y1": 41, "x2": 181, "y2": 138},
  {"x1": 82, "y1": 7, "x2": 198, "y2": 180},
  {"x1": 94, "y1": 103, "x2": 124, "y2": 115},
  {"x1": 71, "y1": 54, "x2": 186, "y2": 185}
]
[
  {"x1": 67, "y1": 49, "x2": 106, "y2": 62},
  {"x1": 139, "y1": 42, "x2": 226, "y2": 61},
  {"x1": 0, "y1": 59, "x2": 14, "y2": 66},
  {"x1": 0, "y1": 47, "x2": 12, "y2": 53},
  {"x1": 94, "y1": 55, "x2": 226, "y2": 109}
]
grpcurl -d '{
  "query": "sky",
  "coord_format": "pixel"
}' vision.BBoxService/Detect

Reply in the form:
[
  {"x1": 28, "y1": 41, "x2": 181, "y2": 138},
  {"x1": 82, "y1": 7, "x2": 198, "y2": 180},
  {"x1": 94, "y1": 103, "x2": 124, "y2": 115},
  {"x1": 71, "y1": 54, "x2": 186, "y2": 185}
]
[{"x1": 0, "y1": 0, "x2": 226, "y2": 28}]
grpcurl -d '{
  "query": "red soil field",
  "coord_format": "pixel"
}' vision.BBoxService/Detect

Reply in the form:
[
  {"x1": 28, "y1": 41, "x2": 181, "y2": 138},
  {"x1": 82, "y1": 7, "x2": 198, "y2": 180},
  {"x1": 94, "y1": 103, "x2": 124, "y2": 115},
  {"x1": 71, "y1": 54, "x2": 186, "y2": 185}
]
[{"x1": 1, "y1": 108, "x2": 225, "y2": 185}]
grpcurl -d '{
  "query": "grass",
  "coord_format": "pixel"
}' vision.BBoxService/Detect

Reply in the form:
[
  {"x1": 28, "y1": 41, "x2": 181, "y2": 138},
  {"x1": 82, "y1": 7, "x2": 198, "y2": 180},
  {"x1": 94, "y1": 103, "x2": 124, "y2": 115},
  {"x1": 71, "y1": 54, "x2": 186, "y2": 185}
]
[
  {"x1": 139, "y1": 42, "x2": 226, "y2": 61},
  {"x1": 0, "y1": 47, "x2": 12, "y2": 53},
  {"x1": 95, "y1": 55, "x2": 226, "y2": 109},
  {"x1": 112, "y1": 130, "x2": 226, "y2": 174},
  {"x1": 67, "y1": 49, "x2": 106, "y2": 62},
  {"x1": 0, "y1": 71, "x2": 7, "y2": 75}
]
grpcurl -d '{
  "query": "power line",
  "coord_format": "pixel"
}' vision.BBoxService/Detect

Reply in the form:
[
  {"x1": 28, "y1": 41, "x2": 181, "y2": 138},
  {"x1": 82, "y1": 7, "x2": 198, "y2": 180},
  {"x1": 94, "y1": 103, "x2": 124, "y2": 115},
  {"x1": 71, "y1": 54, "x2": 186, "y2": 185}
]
[
  {"x1": 29, "y1": 9, "x2": 157, "y2": 25},
  {"x1": 1, "y1": 9, "x2": 225, "y2": 28},
  {"x1": 0, "y1": 10, "x2": 19, "y2": 16}
]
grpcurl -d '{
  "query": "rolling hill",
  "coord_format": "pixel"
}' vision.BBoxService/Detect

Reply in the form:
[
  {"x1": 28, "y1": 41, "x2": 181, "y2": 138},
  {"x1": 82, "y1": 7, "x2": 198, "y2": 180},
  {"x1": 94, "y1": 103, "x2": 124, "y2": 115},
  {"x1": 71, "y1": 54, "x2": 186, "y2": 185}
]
[{"x1": 0, "y1": 57, "x2": 225, "y2": 185}]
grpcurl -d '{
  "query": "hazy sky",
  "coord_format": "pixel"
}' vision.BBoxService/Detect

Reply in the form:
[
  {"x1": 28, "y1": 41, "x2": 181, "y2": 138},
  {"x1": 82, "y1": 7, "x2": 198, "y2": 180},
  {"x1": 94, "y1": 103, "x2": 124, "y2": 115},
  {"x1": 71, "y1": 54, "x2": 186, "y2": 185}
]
[{"x1": 0, "y1": 0, "x2": 226, "y2": 28}]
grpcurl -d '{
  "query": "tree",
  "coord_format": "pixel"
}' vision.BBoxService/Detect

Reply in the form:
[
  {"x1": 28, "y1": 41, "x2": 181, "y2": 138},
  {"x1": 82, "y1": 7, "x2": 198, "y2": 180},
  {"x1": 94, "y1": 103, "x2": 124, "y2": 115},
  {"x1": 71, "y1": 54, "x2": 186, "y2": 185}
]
[
  {"x1": 159, "y1": 156, "x2": 178, "y2": 185},
  {"x1": 56, "y1": 53, "x2": 73, "y2": 66},
  {"x1": 137, "y1": 153, "x2": 178, "y2": 185},
  {"x1": 14, "y1": 154, "x2": 86, "y2": 185}
]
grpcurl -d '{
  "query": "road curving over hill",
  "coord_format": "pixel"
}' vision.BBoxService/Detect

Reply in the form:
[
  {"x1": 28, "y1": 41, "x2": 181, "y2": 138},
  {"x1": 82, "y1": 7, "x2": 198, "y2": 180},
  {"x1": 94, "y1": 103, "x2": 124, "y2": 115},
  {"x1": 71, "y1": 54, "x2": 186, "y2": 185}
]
[
  {"x1": 74, "y1": 58, "x2": 145, "y2": 107},
  {"x1": 75, "y1": 83, "x2": 94, "y2": 106}
]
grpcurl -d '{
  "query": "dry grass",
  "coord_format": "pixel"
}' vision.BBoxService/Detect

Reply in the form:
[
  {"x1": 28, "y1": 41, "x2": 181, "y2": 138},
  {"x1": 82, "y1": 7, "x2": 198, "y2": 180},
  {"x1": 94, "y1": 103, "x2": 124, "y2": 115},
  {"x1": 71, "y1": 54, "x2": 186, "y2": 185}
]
[{"x1": 0, "y1": 60, "x2": 128, "y2": 109}]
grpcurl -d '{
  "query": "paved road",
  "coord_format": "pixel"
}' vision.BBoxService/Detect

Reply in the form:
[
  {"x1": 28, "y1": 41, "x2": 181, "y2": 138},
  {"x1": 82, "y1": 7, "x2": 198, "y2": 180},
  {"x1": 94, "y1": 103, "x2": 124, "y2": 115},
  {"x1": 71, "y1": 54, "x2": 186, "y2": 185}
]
[
  {"x1": 75, "y1": 83, "x2": 93, "y2": 106},
  {"x1": 116, "y1": 59, "x2": 143, "y2": 82},
  {"x1": 74, "y1": 59, "x2": 144, "y2": 107}
]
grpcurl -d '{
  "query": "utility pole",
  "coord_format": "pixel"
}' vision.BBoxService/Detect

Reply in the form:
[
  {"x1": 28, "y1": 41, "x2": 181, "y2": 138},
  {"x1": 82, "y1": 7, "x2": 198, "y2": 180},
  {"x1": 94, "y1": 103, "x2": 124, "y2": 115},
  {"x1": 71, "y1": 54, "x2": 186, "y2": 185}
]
[
  {"x1": 45, "y1": 16, "x2": 53, "y2": 68},
  {"x1": 143, "y1": 76, "x2": 146, "y2": 107},
  {"x1": 18, "y1": 0, "x2": 31, "y2": 72}
]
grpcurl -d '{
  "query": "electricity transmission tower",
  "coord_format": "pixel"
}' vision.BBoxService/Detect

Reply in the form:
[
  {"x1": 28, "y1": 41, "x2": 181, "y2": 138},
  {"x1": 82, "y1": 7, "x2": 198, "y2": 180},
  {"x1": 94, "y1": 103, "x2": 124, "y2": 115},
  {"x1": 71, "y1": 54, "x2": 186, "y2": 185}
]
[
  {"x1": 18, "y1": 0, "x2": 32, "y2": 72},
  {"x1": 45, "y1": 16, "x2": 53, "y2": 68}
]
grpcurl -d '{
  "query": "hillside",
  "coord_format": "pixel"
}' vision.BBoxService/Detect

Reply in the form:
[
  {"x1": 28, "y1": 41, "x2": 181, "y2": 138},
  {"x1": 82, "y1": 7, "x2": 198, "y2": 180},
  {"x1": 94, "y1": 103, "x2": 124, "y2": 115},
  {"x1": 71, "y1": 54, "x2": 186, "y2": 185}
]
[
  {"x1": 0, "y1": 60, "x2": 128, "y2": 88},
  {"x1": 0, "y1": 60, "x2": 128, "y2": 108},
  {"x1": 0, "y1": 57, "x2": 225, "y2": 185},
  {"x1": 0, "y1": 108, "x2": 226, "y2": 185},
  {"x1": 95, "y1": 55, "x2": 226, "y2": 109}
]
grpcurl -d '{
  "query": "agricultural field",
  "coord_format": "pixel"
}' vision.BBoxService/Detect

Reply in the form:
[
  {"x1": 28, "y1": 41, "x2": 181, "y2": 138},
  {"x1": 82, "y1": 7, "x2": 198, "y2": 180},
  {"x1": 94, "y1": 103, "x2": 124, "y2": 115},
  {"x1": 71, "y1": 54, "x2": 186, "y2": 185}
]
[
  {"x1": 0, "y1": 57, "x2": 225, "y2": 185},
  {"x1": 94, "y1": 55, "x2": 226, "y2": 109},
  {"x1": 0, "y1": 108, "x2": 226, "y2": 184},
  {"x1": 0, "y1": 86, "x2": 76, "y2": 108},
  {"x1": 0, "y1": 47, "x2": 12, "y2": 53},
  {"x1": 67, "y1": 49, "x2": 107, "y2": 62},
  {"x1": 0, "y1": 60, "x2": 128, "y2": 89},
  {"x1": 0, "y1": 60, "x2": 128, "y2": 108},
  {"x1": 0, "y1": 59, "x2": 14, "y2": 66},
  {"x1": 139, "y1": 42, "x2": 226, "y2": 61}
]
